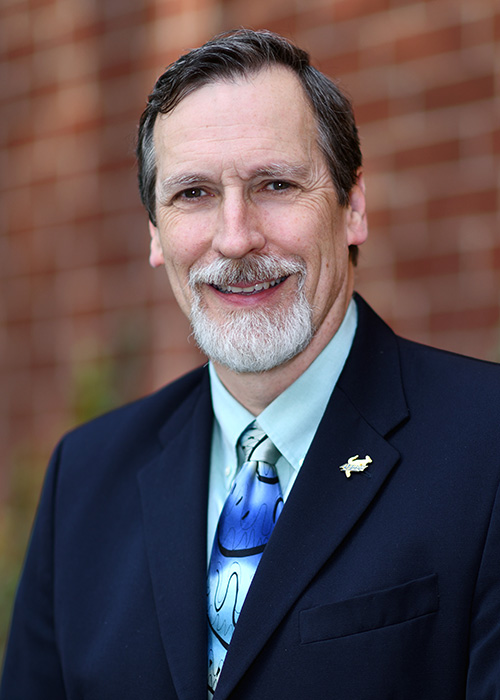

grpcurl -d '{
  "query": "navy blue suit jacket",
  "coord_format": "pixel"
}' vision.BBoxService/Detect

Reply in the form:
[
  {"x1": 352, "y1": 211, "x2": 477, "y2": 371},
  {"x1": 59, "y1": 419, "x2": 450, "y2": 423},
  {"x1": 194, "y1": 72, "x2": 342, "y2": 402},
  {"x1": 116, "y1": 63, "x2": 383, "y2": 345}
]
[{"x1": 2, "y1": 296, "x2": 500, "y2": 699}]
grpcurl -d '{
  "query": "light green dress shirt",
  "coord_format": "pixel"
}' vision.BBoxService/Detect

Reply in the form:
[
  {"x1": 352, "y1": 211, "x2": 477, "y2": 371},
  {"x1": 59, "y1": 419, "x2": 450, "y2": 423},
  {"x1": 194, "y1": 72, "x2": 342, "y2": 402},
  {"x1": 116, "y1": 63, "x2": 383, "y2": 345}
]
[{"x1": 207, "y1": 297, "x2": 358, "y2": 560}]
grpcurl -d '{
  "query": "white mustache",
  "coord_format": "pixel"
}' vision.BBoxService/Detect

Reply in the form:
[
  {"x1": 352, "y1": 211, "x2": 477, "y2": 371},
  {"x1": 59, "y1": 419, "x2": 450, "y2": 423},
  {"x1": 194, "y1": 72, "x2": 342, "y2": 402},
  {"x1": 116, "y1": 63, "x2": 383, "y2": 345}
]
[{"x1": 188, "y1": 254, "x2": 306, "y2": 289}]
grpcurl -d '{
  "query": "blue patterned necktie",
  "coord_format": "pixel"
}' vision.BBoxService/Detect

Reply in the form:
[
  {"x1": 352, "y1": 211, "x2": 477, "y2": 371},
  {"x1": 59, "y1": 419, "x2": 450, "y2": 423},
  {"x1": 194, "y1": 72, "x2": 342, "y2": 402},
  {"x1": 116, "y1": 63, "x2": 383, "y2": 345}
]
[{"x1": 207, "y1": 421, "x2": 283, "y2": 695}]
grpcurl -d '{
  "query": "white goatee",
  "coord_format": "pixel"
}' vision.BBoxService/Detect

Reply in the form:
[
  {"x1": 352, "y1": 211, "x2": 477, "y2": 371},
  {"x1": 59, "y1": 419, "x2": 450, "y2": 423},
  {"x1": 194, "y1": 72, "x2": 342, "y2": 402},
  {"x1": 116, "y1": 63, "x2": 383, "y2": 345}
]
[{"x1": 188, "y1": 254, "x2": 314, "y2": 373}]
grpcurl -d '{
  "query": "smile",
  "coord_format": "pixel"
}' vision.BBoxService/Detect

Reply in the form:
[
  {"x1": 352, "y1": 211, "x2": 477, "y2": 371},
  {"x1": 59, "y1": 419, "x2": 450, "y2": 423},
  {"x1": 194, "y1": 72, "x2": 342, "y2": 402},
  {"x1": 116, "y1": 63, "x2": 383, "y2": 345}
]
[{"x1": 212, "y1": 276, "x2": 288, "y2": 295}]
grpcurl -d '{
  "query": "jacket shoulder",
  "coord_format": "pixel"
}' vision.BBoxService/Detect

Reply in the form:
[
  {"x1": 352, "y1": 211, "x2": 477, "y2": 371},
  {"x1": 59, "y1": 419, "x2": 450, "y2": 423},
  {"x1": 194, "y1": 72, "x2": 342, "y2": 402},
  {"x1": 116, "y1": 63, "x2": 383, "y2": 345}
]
[
  {"x1": 355, "y1": 293, "x2": 500, "y2": 389},
  {"x1": 348, "y1": 294, "x2": 500, "y2": 437},
  {"x1": 397, "y1": 334, "x2": 500, "y2": 393}
]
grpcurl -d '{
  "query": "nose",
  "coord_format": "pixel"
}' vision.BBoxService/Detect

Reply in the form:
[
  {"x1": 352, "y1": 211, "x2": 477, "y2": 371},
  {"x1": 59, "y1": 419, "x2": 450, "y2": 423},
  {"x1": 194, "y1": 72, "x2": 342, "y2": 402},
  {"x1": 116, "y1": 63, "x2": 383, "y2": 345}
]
[{"x1": 211, "y1": 190, "x2": 266, "y2": 259}]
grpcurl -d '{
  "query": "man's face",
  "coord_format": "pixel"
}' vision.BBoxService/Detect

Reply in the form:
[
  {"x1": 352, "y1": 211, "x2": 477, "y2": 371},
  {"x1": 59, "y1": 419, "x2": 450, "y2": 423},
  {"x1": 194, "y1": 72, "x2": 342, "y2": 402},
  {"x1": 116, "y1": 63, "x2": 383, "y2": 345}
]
[{"x1": 149, "y1": 67, "x2": 367, "y2": 372}]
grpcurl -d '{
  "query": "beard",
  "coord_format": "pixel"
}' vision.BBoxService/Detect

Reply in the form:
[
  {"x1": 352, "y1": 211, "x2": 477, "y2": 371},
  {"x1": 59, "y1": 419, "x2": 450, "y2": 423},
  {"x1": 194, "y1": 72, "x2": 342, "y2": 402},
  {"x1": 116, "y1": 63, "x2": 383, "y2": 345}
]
[{"x1": 188, "y1": 254, "x2": 314, "y2": 374}]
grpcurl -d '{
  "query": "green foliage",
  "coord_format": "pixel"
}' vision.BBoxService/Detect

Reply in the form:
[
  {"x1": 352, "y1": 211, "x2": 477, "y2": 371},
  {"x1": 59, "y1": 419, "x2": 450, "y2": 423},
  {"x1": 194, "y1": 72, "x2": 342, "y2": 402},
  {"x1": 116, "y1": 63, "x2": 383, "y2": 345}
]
[
  {"x1": 0, "y1": 354, "x2": 119, "y2": 661},
  {"x1": 0, "y1": 326, "x2": 146, "y2": 664},
  {"x1": 0, "y1": 448, "x2": 45, "y2": 660},
  {"x1": 70, "y1": 353, "x2": 121, "y2": 425}
]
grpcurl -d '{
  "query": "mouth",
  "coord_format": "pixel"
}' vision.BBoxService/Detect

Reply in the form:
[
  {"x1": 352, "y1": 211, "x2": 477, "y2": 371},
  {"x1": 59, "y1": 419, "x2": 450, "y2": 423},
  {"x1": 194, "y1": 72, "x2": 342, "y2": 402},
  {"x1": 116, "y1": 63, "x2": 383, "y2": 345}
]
[{"x1": 211, "y1": 276, "x2": 289, "y2": 295}]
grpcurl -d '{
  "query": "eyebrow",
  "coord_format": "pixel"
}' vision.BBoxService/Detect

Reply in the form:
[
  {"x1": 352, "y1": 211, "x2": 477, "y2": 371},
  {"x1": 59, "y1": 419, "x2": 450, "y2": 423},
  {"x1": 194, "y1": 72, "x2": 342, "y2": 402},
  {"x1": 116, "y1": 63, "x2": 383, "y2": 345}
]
[
  {"x1": 251, "y1": 163, "x2": 310, "y2": 180},
  {"x1": 157, "y1": 174, "x2": 211, "y2": 201},
  {"x1": 157, "y1": 162, "x2": 311, "y2": 201}
]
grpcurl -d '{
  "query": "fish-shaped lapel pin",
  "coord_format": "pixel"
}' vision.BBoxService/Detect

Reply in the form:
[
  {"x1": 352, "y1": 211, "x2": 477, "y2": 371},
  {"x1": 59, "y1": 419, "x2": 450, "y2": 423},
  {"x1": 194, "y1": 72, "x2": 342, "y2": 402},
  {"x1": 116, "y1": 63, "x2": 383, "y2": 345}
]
[{"x1": 339, "y1": 455, "x2": 372, "y2": 478}]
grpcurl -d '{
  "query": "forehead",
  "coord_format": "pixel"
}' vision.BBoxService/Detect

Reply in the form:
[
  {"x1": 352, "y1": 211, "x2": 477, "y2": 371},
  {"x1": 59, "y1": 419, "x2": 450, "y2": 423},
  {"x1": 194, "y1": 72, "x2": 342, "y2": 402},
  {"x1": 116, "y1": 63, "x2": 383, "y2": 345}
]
[{"x1": 152, "y1": 67, "x2": 321, "y2": 176}]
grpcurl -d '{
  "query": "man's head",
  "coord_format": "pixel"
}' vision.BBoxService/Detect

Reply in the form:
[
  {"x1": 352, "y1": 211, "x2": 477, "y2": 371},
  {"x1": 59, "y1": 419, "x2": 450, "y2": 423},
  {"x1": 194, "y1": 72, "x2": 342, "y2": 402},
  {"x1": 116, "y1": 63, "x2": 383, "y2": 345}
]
[
  {"x1": 137, "y1": 28, "x2": 362, "y2": 264},
  {"x1": 138, "y1": 30, "x2": 368, "y2": 376}
]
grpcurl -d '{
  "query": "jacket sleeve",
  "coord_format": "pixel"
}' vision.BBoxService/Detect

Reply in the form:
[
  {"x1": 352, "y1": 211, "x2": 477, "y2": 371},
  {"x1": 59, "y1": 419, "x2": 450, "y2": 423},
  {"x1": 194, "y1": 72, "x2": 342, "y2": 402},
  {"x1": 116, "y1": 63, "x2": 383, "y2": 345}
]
[
  {"x1": 0, "y1": 442, "x2": 66, "y2": 699},
  {"x1": 466, "y1": 478, "x2": 500, "y2": 698}
]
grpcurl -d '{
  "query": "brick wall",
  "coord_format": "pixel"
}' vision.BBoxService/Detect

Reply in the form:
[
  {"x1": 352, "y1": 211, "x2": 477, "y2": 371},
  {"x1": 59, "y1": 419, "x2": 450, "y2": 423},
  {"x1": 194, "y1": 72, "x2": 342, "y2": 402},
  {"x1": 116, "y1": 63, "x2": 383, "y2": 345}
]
[{"x1": 1, "y1": 0, "x2": 499, "y2": 493}]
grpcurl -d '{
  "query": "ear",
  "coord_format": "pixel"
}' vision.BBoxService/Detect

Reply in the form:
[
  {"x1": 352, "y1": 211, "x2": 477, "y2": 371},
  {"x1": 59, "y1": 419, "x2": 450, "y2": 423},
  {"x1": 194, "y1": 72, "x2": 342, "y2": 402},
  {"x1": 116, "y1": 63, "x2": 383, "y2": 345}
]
[
  {"x1": 346, "y1": 170, "x2": 368, "y2": 247},
  {"x1": 148, "y1": 220, "x2": 165, "y2": 268}
]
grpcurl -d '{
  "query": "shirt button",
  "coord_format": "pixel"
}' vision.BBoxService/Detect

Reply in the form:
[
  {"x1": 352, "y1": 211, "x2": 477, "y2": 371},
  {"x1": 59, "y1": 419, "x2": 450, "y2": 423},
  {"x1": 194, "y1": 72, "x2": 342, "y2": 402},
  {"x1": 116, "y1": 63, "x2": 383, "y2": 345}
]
[{"x1": 225, "y1": 466, "x2": 231, "y2": 477}]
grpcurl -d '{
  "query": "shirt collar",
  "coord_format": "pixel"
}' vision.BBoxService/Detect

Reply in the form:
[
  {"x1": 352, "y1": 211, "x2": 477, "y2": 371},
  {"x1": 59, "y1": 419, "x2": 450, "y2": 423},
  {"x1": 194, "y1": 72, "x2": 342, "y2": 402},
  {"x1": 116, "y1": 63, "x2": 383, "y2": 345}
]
[{"x1": 209, "y1": 297, "x2": 358, "y2": 470}]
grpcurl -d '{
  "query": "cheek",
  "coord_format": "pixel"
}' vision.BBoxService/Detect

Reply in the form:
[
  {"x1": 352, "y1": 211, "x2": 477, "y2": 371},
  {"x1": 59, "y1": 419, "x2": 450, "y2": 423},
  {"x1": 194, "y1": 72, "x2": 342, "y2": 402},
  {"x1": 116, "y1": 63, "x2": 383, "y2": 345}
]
[
  {"x1": 163, "y1": 241, "x2": 195, "y2": 273},
  {"x1": 265, "y1": 209, "x2": 314, "y2": 259},
  {"x1": 160, "y1": 220, "x2": 210, "y2": 275},
  {"x1": 302, "y1": 229, "x2": 347, "y2": 298},
  {"x1": 162, "y1": 257, "x2": 194, "y2": 319},
  {"x1": 157, "y1": 233, "x2": 194, "y2": 294},
  {"x1": 158, "y1": 224, "x2": 213, "y2": 313}
]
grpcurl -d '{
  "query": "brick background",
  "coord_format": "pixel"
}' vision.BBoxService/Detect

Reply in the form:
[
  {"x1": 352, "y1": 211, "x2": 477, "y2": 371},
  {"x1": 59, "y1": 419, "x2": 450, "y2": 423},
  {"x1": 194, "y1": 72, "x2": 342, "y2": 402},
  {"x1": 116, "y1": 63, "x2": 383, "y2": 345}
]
[{"x1": 1, "y1": 0, "x2": 499, "y2": 495}]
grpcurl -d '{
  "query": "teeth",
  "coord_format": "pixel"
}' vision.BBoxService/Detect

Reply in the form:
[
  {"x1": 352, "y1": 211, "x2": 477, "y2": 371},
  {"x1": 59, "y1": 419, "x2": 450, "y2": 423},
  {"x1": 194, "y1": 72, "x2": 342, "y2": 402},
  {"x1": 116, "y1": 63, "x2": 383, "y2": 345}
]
[{"x1": 215, "y1": 277, "x2": 286, "y2": 294}]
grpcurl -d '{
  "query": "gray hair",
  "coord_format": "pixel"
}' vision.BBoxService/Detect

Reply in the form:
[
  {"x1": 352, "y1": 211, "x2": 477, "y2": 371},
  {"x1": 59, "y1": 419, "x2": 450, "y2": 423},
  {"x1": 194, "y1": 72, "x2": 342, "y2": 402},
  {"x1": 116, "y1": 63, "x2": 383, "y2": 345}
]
[{"x1": 137, "y1": 29, "x2": 362, "y2": 263}]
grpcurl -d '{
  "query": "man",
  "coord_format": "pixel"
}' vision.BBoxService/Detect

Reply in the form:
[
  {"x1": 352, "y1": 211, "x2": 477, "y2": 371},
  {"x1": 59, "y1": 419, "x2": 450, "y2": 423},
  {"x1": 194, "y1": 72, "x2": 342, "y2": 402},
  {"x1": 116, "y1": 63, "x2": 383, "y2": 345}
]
[{"x1": 2, "y1": 29, "x2": 500, "y2": 700}]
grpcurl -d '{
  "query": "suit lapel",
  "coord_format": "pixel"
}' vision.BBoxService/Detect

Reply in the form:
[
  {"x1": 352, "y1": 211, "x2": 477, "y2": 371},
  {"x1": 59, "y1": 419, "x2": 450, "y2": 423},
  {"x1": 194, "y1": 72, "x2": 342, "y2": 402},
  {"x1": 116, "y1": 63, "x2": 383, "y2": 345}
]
[
  {"x1": 138, "y1": 371, "x2": 212, "y2": 700},
  {"x1": 215, "y1": 297, "x2": 410, "y2": 698}
]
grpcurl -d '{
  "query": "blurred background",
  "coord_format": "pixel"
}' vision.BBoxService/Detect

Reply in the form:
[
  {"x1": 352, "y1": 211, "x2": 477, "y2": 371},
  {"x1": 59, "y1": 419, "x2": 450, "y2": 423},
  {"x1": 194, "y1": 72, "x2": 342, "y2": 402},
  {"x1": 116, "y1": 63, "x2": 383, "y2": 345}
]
[{"x1": 0, "y1": 0, "x2": 499, "y2": 654}]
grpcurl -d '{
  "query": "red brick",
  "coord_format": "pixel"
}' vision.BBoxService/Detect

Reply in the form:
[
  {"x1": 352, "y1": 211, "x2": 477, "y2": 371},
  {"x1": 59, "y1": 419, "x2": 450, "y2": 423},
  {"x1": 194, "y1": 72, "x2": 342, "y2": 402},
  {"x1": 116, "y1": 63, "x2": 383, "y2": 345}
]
[
  {"x1": 395, "y1": 253, "x2": 461, "y2": 280},
  {"x1": 152, "y1": 300, "x2": 194, "y2": 352},
  {"x1": 462, "y1": 17, "x2": 495, "y2": 47},
  {"x1": 395, "y1": 25, "x2": 462, "y2": 62},
  {"x1": 45, "y1": 221, "x2": 98, "y2": 271},
  {"x1": 265, "y1": 16, "x2": 299, "y2": 40},
  {"x1": 6, "y1": 367, "x2": 35, "y2": 416},
  {"x1": 153, "y1": 0, "x2": 191, "y2": 18},
  {"x1": 6, "y1": 228, "x2": 38, "y2": 276},
  {"x1": 390, "y1": 93, "x2": 427, "y2": 118},
  {"x1": 320, "y1": 52, "x2": 360, "y2": 76},
  {"x1": 330, "y1": 0, "x2": 391, "y2": 23},
  {"x1": 459, "y1": 131, "x2": 493, "y2": 159},
  {"x1": 492, "y1": 247, "x2": 500, "y2": 269},
  {"x1": 55, "y1": 267, "x2": 101, "y2": 315},
  {"x1": 355, "y1": 98, "x2": 391, "y2": 124},
  {"x1": 425, "y1": 74, "x2": 495, "y2": 110},
  {"x1": 492, "y1": 129, "x2": 500, "y2": 154},
  {"x1": 100, "y1": 262, "x2": 151, "y2": 309},
  {"x1": 294, "y1": 4, "x2": 336, "y2": 31},
  {"x1": 299, "y1": 22, "x2": 361, "y2": 63},
  {"x1": 389, "y1": 316, "x2": 430, "y2": 345},
  {"x1": 2, "y1": 0, "x2": 500, "y2": 496},
  {"x1": 4, "y1": 322, "x2": 32, "y2": 367},
  {"x1": 360, "y1": 42, "x2": 395, "y2": 70},
  {"x1": 431, "y1": 326, "x2": 499, "y2": 362},
  {"x1": 364, "y1": 207, "x2": 391, "y2": 229},
  {"x1": 364, "y1": 152, "x2": 395, "y2": 174},
  {"x1": 494, "y1": 11, "x2": 500, "y2": 40},
  {"x1": 429, "y1": 306, "x2": 500, "y2": 333},
  {"x1": 390, "y1": 202, "x2": 428, "y2": 227},
  {"x1": 394, "y1": 139, "x2": 461, "y2": 169},
  {"x1": 428, "y1": 189, "x2": 497, "y2": 219},
  {"x1": 149, "y1": 346, "x2": 204, "y2": 389}
]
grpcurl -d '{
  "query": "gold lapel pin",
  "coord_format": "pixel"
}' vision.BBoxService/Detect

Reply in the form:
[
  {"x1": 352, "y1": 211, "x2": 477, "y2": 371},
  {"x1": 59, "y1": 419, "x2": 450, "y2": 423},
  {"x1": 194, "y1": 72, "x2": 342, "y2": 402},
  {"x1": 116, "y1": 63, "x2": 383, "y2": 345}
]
[{"x1": 339, "y1": 455, "x2": 372, "y2": 478}]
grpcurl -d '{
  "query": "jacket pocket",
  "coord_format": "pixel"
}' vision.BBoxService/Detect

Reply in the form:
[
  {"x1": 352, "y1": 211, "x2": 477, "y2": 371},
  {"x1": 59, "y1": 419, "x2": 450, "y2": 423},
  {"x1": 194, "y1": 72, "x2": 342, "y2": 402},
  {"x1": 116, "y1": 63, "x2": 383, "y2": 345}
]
[{"x1": 300, "y1": 573, "x2": 439, "y2": 644}]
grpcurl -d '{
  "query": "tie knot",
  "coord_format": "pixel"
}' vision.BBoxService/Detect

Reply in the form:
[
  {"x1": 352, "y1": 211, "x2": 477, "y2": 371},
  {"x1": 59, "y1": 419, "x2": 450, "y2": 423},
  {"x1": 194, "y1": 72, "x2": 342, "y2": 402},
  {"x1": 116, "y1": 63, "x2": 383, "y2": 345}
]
[{"x1": 238, "y1": 421, "x2": 280, "y2": 465}]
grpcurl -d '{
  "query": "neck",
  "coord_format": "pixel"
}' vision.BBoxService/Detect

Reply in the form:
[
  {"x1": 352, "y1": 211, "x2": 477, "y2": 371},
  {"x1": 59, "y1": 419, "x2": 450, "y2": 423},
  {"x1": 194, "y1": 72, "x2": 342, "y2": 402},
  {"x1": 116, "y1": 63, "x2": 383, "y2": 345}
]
[{"x1": 213, "y1": 286, "x2": 354, "y2": 415}]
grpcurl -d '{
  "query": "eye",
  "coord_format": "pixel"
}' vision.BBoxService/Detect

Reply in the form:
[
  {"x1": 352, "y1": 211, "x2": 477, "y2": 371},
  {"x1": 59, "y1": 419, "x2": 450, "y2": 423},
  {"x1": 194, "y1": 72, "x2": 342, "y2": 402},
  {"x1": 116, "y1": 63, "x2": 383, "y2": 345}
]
[
  {"x1": 265, "y1": 181, "x2": 292, "y2": 192},
  {"x1": 179, "y1": 187, "x2": 207, "y2": 199},
  {"x1": 171, "y1": 186, "x2": 213, "y2": 208}
]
